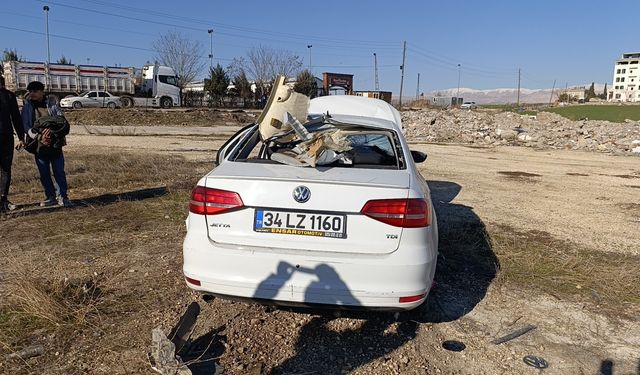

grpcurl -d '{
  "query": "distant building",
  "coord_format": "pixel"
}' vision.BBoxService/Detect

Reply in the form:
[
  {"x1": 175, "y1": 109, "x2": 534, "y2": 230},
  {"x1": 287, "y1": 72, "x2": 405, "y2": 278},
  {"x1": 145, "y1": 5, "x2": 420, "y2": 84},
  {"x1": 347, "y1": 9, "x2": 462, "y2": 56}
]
[
  {"x1": 430, "y1": 96, "x2": 463, "y2": 107},
  {"x1": 353, "y1": 91, "x2": 392, "y2": 103},
  {"x1": 565, "y1": 86, "x2": 586, "y2": 101},
  {"x1": 610, "y1": 52, "x2": 640, "y2": 102}
]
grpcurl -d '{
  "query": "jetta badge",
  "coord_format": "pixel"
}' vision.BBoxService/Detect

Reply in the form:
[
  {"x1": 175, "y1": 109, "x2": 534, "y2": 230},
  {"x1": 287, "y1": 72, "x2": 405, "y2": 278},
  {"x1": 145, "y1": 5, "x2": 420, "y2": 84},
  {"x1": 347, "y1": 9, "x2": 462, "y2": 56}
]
[{"x1": 293, "y1": 186, "x2": 311, "y2": 203}]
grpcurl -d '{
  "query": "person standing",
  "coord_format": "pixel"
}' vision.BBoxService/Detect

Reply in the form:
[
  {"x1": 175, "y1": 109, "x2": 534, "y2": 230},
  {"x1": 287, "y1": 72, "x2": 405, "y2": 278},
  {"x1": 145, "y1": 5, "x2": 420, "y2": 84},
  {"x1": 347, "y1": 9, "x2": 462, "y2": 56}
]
[
  {"x1": 21, "y1": 81, "x2": 71, "y2": 207},
  {"x1": 0, "y1": 76, "x2": 25, "y2": 212}
]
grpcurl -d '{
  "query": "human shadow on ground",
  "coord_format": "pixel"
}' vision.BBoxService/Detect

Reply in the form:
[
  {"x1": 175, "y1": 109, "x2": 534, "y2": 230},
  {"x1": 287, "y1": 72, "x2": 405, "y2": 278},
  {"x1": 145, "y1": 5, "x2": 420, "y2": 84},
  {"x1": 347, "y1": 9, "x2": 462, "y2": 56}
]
[
  {"x1": 179, "y1": 179, "x2": 497, "y2": 374},
  {"x1": 4, "y1": 186, "x2": 167, "y2": 217},
  {"x1": 264, "y1": 180, "x2": 499, "y2": 374},
  {"x1": 405, "y1": 180, "x2": 500, "y2": 323}
]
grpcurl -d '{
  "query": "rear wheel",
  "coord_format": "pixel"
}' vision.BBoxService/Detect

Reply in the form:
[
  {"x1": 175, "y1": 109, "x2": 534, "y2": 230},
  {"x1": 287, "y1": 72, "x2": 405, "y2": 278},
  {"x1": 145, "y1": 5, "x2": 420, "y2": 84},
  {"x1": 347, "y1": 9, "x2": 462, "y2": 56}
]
[
  {"x1": 107, "y1": 102, "x2": 117, "y2": 109},
  {"x1": 72, "y1": 101, "x2": 82, "y2": 109},
  {"x1": 120, "y1": 97, "x2": 134, "y2": 108},
  {"x1": 160, "y1": 97, "x2": 173, "y2": 109}
]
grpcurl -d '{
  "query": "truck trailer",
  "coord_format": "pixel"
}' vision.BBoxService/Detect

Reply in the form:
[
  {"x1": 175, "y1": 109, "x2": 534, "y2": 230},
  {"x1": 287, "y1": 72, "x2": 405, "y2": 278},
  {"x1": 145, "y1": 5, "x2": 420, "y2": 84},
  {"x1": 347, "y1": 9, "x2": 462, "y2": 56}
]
[{"x1": 1, "y1": 61, "x2": 181, "y2": 108}]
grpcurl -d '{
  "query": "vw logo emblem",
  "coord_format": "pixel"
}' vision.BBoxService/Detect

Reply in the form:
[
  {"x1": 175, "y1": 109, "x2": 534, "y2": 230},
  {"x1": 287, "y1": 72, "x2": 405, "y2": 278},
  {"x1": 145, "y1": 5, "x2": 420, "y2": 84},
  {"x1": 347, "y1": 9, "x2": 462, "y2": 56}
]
[{"x1": 293, "y1": 186, "x2": 311, "y2": 203}]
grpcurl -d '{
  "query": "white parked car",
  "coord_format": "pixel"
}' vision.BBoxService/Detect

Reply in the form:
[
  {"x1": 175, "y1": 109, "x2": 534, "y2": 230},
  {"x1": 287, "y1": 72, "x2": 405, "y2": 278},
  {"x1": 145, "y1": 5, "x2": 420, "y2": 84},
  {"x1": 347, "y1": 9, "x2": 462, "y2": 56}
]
[
  {"x1": 460, "y1": 101, "x2": 477, "y2": 109},
  {"x1": 183, "y1": 95, "x2": 438, "y2": 310},
  {"x1": 59, "y1": 91, "x2": 121, "y2": 109}
]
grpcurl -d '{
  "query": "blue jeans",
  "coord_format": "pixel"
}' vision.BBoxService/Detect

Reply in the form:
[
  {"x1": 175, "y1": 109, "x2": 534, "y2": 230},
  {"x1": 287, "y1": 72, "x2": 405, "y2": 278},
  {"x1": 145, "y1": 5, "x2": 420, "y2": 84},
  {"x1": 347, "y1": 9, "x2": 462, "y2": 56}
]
[{"x1": 35, "y1": 153, "x2": 68, "y2": 199}]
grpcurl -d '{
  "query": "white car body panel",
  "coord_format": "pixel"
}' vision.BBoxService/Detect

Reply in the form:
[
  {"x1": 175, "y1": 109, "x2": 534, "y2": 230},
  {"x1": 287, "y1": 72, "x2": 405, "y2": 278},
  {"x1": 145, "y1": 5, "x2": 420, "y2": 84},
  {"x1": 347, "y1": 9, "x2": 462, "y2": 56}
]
[
  {"x1": 59, "y1": 90, "x2": 121, "y2": 109},
  {"x1": 183, "y1": 96, "x2": 438, "y2": 310}
]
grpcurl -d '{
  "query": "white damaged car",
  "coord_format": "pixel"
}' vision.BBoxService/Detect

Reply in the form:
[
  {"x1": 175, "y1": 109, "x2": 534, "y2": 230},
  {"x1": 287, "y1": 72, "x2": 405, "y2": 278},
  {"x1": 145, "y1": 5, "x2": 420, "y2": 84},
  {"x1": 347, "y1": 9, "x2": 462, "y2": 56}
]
[{"x1": 183, "y1": 80, "x2": 438, "y2": 310}]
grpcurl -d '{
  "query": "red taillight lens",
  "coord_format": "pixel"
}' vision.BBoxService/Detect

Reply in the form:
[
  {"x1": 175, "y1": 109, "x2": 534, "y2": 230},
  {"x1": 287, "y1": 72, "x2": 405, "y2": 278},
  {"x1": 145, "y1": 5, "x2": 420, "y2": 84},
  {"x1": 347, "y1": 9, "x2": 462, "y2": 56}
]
[
  {"x1": 185, "y1": 276, "x2": 201, "y2": 286},
  {"x1": 360, "y1": 198, "x2": 430, "y2": 228},
  {"x1": 399, "y1": 293, "x2": 426, "y2": 303},
  {"x1": 189, "y1": 186, "x2": 244, "y2": 215}
]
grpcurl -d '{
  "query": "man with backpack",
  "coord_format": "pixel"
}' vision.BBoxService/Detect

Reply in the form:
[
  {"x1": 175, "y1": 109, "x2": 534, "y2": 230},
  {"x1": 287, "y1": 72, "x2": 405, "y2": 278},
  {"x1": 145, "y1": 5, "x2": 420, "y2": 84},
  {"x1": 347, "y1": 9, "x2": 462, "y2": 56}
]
[
  {"x1": 0, "y1": 76, "x2": 25, "y2": 212},
  {"x1": 21, "y1": 81, "x2": 71, "y2": 207}
]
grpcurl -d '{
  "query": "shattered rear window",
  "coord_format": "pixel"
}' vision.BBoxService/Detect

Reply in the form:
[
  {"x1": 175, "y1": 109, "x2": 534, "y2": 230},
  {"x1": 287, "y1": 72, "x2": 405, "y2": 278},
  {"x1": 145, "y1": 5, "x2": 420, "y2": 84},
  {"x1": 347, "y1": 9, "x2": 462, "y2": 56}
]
[{"x1": 231, "y1": 126, "x2": 404, "y2": 170}]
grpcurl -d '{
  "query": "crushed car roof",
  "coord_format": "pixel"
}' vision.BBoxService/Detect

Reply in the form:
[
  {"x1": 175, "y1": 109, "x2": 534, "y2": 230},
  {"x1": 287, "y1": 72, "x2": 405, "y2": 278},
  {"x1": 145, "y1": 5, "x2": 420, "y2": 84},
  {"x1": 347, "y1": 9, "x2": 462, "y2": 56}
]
[{"x1": 308, "y1": 96, "x2": 403, "y2": 131}]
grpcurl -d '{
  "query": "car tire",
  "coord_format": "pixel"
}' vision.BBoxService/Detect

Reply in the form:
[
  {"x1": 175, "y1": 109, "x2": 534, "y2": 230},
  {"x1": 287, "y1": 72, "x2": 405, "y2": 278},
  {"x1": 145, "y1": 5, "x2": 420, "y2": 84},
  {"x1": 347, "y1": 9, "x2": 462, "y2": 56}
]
[
  {"x1": 72, "y1": 101, "x2": 82, "y2": 109},
  {"x1": 121, "y1": 97, "x2": 133, "y2": 108},
  {"x1": 160, "y1": 97, "x2": 172, "y2": 109},
  {"x1": 107, "y1": 102, "x2": 117, "y2": 109}
]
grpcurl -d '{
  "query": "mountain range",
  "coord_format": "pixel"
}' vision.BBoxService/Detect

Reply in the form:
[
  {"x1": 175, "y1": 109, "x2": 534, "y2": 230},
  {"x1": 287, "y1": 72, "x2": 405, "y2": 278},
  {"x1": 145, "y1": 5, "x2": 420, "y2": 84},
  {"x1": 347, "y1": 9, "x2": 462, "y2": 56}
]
[{"x1": 421, "y1": 83, "x2": 608, "y2": 104}]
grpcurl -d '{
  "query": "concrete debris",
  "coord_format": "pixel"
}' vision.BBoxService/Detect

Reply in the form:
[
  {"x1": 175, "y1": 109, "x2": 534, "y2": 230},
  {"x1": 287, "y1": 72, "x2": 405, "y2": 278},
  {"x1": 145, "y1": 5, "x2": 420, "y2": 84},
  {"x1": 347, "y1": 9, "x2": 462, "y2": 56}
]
[
  {"x1": 150, "y1": 302, "x2": 201, "y2": 375},
  {"x1": 150, "y1": 328, "x2": 192, "y2": 375},
  {"x1": 402, "y1": 109, "x2": 640, "y2": 155}
]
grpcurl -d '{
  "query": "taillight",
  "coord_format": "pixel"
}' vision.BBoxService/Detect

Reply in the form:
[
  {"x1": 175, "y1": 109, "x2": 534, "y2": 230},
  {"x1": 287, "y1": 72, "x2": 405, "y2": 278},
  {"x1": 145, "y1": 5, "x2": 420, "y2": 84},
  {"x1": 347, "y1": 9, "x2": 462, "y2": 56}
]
[
  {"x1": 360, "y1": 198, "x2": 430, "y2": 228},
  {"x1": 189, "y1": 186, "x2": 244, "y2": 215},
  {"x1": 185, "y1": 276, "x2": 201, "y2": 286},
  {"x1": 399, "y1": 293, "x2": 426, "y2": 303}
]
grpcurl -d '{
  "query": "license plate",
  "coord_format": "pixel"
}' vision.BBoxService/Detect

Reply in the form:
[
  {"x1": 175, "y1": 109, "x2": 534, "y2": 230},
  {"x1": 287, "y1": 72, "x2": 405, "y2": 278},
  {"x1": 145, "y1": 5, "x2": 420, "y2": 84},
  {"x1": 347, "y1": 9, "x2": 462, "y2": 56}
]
[{"x1": 254, "y1": 209, "x2": 347, "y2": 239}]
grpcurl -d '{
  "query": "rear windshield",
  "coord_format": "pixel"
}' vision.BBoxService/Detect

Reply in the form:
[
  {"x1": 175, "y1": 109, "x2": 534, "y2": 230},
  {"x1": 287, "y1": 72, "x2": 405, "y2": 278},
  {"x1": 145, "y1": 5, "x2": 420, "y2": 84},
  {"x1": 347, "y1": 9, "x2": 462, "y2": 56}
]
[{"x1": 226, "y1": 125, "x2": 405, "y2": 170}]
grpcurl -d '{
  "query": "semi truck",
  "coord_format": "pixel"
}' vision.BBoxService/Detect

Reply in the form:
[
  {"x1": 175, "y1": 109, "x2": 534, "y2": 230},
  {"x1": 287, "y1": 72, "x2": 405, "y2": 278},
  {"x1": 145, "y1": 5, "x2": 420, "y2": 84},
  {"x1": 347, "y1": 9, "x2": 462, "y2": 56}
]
[{"x1": 1, "y1": 61, "x2": 181, "y2": 108}]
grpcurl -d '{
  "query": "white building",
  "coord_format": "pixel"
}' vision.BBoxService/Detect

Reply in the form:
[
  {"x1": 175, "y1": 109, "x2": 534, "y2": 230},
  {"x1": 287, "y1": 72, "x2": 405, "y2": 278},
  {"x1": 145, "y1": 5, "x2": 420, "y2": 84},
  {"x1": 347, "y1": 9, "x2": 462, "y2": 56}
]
[{"x1": 610, "y1": 52, "x2": 640, "y2": 102}]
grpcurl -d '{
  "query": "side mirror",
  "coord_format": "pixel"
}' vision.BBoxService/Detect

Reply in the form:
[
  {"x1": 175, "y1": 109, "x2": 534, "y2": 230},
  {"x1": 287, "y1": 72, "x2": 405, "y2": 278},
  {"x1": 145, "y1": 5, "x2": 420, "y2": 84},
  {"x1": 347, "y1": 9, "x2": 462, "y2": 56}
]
[{"x1": 410, "y1": 150, "x2": 427, "y2": 163}]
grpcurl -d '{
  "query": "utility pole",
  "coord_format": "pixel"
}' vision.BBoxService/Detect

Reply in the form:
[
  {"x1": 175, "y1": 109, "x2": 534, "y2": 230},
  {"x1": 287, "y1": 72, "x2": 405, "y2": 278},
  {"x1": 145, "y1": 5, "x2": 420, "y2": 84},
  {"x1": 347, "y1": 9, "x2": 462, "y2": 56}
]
[
  {"x1": 373, "y1": 52, "x2": 379, "y2": 91},
  {"x1": 43, "y1": 6, "x2": 50, "y2": 65},
  {"x1": 516, "y1": 68, "x2": 521, "y2": 107},
  {"x1": 548, "y1": 79, "x2": 556, "y2": 106},
  {"x1": 307, "y1": 45, "x2": 313, "y2": 71},
  {"x1": 399, "y1": 41, "x2": 406, "y2": 107},
  {"x1": 416, "y1": 73, "x2": 420, "y2": 100},
  {"x1": 208, "y1": 29, "x2": 214, "y2": 70},
  {"x1": 456, "y1": 63, "x2": 461, "y2": 105}
]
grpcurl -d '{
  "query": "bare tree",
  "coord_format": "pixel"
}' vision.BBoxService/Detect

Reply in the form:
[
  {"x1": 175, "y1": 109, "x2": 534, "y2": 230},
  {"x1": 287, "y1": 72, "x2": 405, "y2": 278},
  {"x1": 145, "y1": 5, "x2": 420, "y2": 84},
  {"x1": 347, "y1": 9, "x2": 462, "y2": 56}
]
[
  {"x1": 230, "y1": 45, "x2": 303, "y2": 95},
  {"x1": 1, "y1": 48, "x2": 22, "y2": 75},
  {"x1": 152, "y1": 30, "x2": 205, "y2": 88},
  {"x1": 57, "y1": 55, "x2": 71, "y2": 64}
]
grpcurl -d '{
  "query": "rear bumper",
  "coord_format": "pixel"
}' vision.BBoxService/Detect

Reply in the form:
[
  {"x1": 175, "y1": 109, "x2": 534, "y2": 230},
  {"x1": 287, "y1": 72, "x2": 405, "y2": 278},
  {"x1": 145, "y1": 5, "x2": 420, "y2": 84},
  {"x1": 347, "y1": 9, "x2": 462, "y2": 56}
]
[{"x1": 183, "y1": 229, "x2": 437, "y2": 311}]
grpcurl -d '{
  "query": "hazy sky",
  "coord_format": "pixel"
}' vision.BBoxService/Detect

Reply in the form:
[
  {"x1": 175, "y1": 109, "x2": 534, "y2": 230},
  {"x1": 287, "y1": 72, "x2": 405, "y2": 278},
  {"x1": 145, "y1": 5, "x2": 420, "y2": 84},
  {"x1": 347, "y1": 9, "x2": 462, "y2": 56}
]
[{"x1": 1, "y1": 0, "x2": 636, "y2": 94}]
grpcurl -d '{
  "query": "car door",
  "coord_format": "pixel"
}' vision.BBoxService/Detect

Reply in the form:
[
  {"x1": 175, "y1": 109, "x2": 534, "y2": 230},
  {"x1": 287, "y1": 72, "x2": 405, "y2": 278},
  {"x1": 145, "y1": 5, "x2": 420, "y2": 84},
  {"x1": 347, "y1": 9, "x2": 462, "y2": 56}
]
[
  {"x1": 97, "y1": 91, "x2": 109, "y2": 107},
  {"x1": 86, "y1": 91, "x2": 99, "y2": 107},
  {"x1": 215, "y1": 124, "x2": 258, "y2": 166}
]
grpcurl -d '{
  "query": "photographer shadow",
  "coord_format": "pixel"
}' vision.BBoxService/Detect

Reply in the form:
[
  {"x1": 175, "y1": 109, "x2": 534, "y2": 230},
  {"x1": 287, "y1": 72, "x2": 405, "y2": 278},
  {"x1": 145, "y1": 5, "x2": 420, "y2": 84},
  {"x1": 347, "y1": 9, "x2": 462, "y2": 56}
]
[
  {"x1": 258, "y1": 262, "x2": 419, "y2": 374},
  {"x1": 264, "y1": 180, "x2": 498, "y2": 373}
]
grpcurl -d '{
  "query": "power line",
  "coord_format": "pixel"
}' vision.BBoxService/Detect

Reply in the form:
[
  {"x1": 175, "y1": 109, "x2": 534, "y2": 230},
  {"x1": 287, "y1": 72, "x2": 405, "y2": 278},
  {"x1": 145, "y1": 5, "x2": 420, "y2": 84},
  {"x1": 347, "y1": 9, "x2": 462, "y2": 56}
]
[
  {"x1": 79, "y1": 0, "x2": 399, "y2": 47},
  {"x1": 409, "y1": 44, "x2": 513, "y2": 75},
  {"x1": 32, "y1": 0, "x2": 399, "y2": 49},
  {"x1": 0, "y1": 25, "x2": 232, "y2": 62}
]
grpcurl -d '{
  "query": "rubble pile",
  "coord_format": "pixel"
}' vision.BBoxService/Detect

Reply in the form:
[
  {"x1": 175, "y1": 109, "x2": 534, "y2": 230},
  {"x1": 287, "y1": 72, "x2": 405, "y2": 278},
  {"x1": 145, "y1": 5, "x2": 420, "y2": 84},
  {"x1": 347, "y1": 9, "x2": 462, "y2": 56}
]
[{"x1": 402, "y1": 109, "x2": 640, "y2": 155}]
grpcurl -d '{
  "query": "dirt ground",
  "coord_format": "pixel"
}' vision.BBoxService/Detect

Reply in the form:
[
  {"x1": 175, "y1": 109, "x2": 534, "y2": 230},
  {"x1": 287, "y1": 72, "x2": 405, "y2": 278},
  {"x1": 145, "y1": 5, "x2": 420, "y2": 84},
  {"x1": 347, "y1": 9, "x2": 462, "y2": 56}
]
[{"x1": 1, "y1": 122, "x2": 639, "y2": 374}]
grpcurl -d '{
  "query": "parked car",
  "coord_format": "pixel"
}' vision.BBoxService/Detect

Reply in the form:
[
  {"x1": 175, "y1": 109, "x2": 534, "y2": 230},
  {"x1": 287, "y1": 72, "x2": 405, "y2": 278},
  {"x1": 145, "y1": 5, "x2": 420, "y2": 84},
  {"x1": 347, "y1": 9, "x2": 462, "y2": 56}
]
[
  {"x1": 460, "y1": 101, "x2": 477, "y2": 109},
  {"x1": 59, "y1": 91, "x2": 121, "y2": 109},
  {"x1": 183, "y1": 95, "x2": 438, "y2": 311}
]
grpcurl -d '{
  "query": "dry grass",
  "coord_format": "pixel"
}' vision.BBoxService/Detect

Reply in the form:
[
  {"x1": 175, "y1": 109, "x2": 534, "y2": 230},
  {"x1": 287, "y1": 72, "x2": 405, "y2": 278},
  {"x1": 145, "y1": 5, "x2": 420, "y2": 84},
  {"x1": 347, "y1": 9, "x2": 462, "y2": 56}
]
[
  {"x1": 0, "y1": 149, "x2": 207, "y2": 373},
  {"x1": 9, "y1": 148, "x2": 204, "y2": 204},
  {"x1": 489, "y1": 224, "x2": 640, "y2": 306}
]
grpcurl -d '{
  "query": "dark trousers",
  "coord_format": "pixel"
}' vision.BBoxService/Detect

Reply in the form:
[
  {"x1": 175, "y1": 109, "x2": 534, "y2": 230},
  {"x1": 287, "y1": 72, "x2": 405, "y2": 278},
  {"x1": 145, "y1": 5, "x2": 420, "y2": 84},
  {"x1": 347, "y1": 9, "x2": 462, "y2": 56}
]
[
  {"x1": 35, "y1": 152, "x2": 68, "y2": 199},
  {"x1": 0, "y1": 137, "x2": 14, "y2": 200}
]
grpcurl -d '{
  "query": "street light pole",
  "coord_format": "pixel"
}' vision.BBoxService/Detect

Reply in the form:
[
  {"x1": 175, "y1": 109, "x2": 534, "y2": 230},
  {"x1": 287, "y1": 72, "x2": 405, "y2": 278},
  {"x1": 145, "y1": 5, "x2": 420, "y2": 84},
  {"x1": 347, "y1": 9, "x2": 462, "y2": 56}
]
[
  {"x1": 208, "y1": 29, "x2": 214, "y2": 70},
  {"x1": 373, "y1": 52, "x2": 379, "y2": 91},
  {"x1": 307, "y1": 45, "x2": 313, "y2": 72},
  {"x1": 456, "y1": 63, "x2": 461, "y2": 106},
  {"x1": 43, "y1": 5, "x2": 50, "y2": 65}
]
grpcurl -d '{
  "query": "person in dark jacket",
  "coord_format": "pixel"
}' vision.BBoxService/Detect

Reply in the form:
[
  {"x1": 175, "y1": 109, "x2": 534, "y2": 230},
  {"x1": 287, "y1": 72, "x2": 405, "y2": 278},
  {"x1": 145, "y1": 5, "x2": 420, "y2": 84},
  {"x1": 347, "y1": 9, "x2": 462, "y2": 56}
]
[
  {"x1": 21, "y1": 81, "x2": 71, "y2": 207},
  {"x1": 0, "y1": 76, "x2": 25, "y2": 212}
]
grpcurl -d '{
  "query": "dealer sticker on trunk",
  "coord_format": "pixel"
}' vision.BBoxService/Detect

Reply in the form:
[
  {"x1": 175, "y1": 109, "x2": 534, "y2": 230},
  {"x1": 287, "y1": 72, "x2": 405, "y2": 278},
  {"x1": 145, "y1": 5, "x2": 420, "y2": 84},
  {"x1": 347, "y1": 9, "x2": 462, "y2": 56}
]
[{"x1": 254, "y1": 209, "x2": 347, "y2": 239}]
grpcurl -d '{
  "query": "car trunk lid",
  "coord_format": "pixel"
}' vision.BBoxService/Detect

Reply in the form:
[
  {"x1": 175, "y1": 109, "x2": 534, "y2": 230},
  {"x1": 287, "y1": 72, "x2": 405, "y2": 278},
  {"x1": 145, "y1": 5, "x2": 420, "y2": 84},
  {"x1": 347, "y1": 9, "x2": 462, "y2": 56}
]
[{"x1": 203, "y1": 162, "x2": 410, "y2": 254}]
